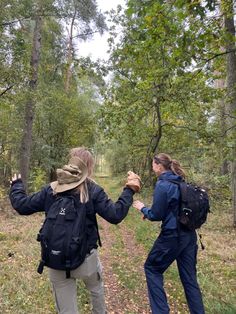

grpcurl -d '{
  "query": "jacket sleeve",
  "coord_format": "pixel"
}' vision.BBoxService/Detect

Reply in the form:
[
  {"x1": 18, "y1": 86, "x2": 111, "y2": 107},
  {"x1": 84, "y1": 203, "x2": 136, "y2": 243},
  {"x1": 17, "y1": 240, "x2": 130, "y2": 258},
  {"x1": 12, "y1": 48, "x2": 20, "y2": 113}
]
[
  {"x1": 9, "y1": 179, "x2": 47, "y2": 215},
  {"x1": 92, "y1": 185, "x2": 134, "y2": 224},
  {"x1": 141, "y1": 183, "x2": 168, "y2": 221}
]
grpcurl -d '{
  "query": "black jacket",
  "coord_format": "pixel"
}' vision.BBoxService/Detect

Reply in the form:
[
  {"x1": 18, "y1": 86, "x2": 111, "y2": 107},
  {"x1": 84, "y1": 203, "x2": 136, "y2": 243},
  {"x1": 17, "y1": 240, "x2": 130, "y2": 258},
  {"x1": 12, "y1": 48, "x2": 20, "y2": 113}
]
[{"x1": 9, "y1": 179, "x2": 134, "y2": 251}]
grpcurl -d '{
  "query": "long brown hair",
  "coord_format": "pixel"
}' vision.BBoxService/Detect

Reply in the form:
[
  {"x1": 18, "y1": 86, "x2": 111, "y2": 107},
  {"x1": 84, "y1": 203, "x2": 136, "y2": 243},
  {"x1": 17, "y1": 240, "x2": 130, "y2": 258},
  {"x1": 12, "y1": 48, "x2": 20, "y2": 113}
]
[
  {"x1": 154, "y1": 153, "x2": 186, "y2": 179},
  {"x1": 69, "y1": 147, "x2": 95, "y2": 203}
]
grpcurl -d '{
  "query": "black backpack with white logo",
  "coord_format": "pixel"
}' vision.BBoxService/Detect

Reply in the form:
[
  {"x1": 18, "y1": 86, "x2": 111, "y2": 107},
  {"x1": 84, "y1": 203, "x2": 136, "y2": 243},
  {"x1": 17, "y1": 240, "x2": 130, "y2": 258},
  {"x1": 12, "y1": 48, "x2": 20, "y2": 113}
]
[
  {"x1": 37, "y1": 194, "x2": 89, "y2": 278},
  {"x1": 168, "y1": 180, "x2": 210, "y2": 231}
]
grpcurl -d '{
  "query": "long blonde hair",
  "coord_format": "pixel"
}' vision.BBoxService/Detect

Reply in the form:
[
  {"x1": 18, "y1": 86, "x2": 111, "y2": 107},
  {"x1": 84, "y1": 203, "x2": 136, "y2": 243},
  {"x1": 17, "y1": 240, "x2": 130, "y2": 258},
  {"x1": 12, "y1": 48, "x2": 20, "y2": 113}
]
[
  {"x1": 154, "y1": 153, "x2": 186, "y2": 179},
  {"x1": 69, "y1": 147, "x2": 95, "y2": 203}
]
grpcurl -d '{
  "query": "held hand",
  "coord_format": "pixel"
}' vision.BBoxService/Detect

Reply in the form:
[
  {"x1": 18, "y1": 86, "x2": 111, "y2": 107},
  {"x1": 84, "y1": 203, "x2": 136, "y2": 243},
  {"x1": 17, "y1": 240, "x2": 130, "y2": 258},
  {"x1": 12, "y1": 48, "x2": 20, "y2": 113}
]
[
  {"x1": 133, "y1": 200, "x2": 145, "y2": 211},
  {"x1": 125, "y1": 171, "x2": 142, "y2": 193},
  {"x1": 10, "y1": 173, "x2": 21, "y2": 184}
]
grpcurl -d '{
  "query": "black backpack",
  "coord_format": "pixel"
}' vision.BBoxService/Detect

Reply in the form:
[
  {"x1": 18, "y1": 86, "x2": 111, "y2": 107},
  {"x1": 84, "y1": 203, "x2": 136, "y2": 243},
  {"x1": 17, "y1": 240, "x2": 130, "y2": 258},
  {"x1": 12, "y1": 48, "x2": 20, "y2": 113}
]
[
  {"x1": 37, "y1": 194, "x2": 90, "y2": 278},
  {"x1": 168, "y1": 180, "x2": 210, "y2": 231}
]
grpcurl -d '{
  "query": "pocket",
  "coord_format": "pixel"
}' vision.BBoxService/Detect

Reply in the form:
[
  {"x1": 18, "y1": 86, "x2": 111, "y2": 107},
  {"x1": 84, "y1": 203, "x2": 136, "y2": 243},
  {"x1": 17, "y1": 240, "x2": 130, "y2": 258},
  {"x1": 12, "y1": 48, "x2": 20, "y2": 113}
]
[{"x1": 148, "y1": 246, "x2": 171, "y2": 265}]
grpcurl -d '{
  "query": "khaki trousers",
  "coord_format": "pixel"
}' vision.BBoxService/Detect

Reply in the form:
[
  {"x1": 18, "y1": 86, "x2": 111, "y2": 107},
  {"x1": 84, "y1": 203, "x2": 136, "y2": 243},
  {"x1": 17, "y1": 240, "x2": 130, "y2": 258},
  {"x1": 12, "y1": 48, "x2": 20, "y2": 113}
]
[{"x1": 48, "y1": 249, "x2": 106, "y2": 314}]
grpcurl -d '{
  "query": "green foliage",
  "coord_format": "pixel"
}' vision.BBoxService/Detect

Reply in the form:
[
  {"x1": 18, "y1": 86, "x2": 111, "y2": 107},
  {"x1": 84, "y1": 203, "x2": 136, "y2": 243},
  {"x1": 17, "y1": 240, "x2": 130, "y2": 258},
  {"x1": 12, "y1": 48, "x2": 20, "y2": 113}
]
[
  {"x1": 0, "y1": 0, "x2": 107, "y2": 187},
  {"x1": 31, "y1": 74, "x2": 101, "y2": 181},
  {"x1": 57, "y1": 0, "x2": 107, "y2": 36},
  {"x1": 98, "y1": 0, "x2": 232, "y2": 198},
  {"x1": 28, "y1": 167, "x2": 47, "y2": 192}
]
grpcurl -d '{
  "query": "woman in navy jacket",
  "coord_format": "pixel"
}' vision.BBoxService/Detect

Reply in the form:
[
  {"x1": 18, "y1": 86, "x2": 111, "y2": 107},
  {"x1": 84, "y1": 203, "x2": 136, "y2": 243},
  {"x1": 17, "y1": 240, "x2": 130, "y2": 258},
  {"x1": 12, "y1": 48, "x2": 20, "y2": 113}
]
[
  {"x1": 133, "y1": 153, "x2": 205, "y2": 314},
  {"x1": 9, "y1": 147, "x2": 140, "y2": 314}
]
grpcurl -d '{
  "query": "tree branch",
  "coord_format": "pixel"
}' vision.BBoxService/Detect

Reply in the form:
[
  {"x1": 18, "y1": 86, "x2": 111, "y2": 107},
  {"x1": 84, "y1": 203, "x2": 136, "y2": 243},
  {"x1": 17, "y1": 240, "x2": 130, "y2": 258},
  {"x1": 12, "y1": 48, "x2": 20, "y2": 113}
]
[
  {"x1": 200, "y1": 49, "x2": 236, "y2": 63},
  {"x1": 72, "y1": 30, "x2": 101, "y2": 39},
  {"x1": 220, "y1": 124, "x2": 236, "y2": 136},
  {"x1": 1, "y1": 13, "x2": 73, "y2": 27},
  {"x1": 0, "y1": 85, "x2": 14, "y2": 97}
]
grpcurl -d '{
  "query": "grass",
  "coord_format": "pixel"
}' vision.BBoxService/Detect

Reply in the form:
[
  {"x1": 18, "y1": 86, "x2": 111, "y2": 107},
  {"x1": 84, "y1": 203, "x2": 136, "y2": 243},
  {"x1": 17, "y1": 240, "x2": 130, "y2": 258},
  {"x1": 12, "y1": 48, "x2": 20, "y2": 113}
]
[
  {"x1": 97, "y1": 175, "x2": 236, "y2": 314},
  {"x1": 1, "y1": 175, "x2": 236, "y2": 313},
  {"x1": 110, "y1": 226, "x2": 142, "y2": 292},
  {"x1": 130, "y1": 202, "x2": 236, "y2": 313},
  {"x1": 0, "y1": 210, "x2": 92, "y2": 314},
  {"x1": 0, "y1": 213, "x2": 56, "y2": 314}
]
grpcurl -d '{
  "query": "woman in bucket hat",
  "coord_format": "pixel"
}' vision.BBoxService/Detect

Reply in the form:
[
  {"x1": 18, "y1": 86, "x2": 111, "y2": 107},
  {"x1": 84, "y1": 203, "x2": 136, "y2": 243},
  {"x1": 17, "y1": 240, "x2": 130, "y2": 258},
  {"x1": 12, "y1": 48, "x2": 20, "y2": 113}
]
[{"x1": 9, "y1": 147, "x2": 141, "y2": 314}]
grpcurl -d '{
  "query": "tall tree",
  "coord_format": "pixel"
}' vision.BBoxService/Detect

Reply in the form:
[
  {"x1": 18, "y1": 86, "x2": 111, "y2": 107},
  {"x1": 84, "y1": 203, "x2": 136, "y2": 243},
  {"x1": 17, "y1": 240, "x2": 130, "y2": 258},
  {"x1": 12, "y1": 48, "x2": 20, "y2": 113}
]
[
  {"x1": 222, "y1": 0, "x2": 236, "y2": 225},
  {"x1": 18, "y1": 0, "x2": 106, "y2": 185},
  {"x1": 0, "y1": 0, "x2": 106, "y2": 189},
  {"x1": 63, "y1": 0, "x2": 107, "y2": 92},
  {"x1": 19, "y1": 1, "x2": 43, "y2": 186},
  {"x1": 102, "y1": 1, "x2": 218, "y2": 179}
]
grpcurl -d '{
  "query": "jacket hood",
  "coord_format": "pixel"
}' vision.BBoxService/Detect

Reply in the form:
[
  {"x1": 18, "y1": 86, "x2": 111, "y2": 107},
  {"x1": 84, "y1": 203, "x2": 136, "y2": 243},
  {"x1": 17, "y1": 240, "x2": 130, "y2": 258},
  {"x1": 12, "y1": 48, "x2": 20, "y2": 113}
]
[{"x1": 158, "y1": 171, "x2": 183, "y2": 182}]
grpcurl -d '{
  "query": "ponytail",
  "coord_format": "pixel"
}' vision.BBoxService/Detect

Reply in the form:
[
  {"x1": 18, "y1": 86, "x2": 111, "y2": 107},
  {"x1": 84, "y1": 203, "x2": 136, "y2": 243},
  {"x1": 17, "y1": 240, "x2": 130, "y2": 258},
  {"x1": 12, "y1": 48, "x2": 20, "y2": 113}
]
[
  {"x1": 170, "y1": 159, "x2": 186, "y2": 179},
  {"x1": 154, "y1": 153, "x2": 186, "y2": 179}
]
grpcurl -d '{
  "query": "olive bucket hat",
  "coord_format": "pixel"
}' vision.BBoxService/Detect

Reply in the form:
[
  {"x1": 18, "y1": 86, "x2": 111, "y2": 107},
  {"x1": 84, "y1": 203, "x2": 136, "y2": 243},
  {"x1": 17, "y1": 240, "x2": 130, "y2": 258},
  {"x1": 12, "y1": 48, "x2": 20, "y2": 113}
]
[{"x1": 50, "y1": 156, "x2": 88, "y2": 194}]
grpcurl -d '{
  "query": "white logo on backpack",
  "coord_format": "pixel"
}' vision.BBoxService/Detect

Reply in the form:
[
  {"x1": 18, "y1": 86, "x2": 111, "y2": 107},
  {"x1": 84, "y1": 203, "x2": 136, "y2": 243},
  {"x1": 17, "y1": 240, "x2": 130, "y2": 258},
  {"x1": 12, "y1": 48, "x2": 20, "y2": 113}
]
[
  {"x1": 59, "y1": 207, "x2": 66, "y2": 215},
  {"x1": 51, "y1": 250, "x2": 61, "y2": 255}
]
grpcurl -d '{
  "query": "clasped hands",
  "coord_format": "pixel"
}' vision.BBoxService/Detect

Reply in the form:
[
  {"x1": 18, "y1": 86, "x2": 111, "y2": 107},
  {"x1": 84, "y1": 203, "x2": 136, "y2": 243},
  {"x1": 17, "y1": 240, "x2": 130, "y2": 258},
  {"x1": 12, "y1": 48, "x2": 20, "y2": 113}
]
[
  {"x1": 125, "y1": 171, "x2": 142, "y2": 193},
  {"x1": 125, "y1": 171, "x2": 145, "y2": 213}
]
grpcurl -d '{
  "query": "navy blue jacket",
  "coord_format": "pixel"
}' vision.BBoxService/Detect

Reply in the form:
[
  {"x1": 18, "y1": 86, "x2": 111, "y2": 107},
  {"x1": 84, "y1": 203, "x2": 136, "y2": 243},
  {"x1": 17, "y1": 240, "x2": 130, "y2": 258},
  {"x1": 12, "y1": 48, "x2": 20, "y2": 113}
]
[
  {"x1": 141, "y1": 171, "x2": 182, "y2": 230},
  {"x1": 9, "y1": 179, "x2": 134, "y2": 252}
]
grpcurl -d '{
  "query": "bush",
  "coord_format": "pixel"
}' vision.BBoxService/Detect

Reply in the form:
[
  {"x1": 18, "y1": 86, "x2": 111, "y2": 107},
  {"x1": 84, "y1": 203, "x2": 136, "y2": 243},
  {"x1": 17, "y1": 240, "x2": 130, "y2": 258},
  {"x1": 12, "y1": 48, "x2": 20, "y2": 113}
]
[{"x1": 28, "y1": 168, "x2": 47, "y2": 192}]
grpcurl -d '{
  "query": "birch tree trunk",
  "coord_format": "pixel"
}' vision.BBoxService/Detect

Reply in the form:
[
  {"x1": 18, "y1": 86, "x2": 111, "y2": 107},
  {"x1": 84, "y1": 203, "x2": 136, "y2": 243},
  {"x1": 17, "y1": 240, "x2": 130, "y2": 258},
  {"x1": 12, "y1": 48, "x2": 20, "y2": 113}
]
[{"x1": 19, "y1": 11, "x2": 43, "y2": 187}]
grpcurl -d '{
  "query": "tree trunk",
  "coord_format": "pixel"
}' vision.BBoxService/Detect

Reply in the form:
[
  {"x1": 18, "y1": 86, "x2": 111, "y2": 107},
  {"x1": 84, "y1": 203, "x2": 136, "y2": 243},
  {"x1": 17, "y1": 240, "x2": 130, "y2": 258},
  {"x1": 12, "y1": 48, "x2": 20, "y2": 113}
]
[
  {"x1": 215, "y1": 78, "x2": 229, "y2": 175},
  {"x1": 223, "y1": 0, "x2": 236, "y2": 226},
  {"x1": 220, "y1": 101, "x2": 229, "y2": 176},
  {"x1": 65, "y1": 9, "x2": 76, "y2": 92},
  {"x1": 49, "y1": 166, "x2": 57, "y2": 182},
  {"x1": 142, "y1": 94, "x2": 162, "y2": 186},
  {"x1": 19, "y1": 12, "x2": 43, "y2": 188}
]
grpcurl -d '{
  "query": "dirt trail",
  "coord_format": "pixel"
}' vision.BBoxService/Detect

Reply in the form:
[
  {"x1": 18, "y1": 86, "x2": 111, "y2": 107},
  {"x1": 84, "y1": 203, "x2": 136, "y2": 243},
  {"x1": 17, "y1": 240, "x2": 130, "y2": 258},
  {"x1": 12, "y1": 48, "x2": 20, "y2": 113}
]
[
  {"x1": 119, "y1": 224, "x2": 151, "y2": 313},
  {"x1": 99, "y1": 218, "x2": 130, "y2": 313},
  {"x1": 99, "y1": 218, "x2": 151, "y2": 314}
]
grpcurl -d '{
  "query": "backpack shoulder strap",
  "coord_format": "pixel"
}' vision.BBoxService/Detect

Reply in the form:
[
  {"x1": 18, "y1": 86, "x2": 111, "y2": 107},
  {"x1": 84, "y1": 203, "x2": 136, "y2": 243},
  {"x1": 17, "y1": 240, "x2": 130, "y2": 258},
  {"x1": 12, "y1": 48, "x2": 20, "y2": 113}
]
[
  {"x1": 165, "y1": 179, "x2": 188, "y2": 204},
  {"x1": 94, "y1": 215, "x2": 102, "y2": 247}
]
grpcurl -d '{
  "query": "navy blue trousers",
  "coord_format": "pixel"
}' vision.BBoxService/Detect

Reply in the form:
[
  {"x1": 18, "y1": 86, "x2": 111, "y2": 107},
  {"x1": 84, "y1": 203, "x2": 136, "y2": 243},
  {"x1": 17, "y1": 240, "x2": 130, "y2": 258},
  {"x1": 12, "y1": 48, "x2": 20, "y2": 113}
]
[{"x1": 144, "y1": 229, "x2": 205, "y2": 314}]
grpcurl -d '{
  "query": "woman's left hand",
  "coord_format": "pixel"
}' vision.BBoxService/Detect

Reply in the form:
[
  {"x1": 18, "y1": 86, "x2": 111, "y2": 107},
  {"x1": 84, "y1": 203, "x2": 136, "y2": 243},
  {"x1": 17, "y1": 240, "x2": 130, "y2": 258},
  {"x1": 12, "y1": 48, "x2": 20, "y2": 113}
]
[
  {"x1": 10, "y1": 173, "x2": 21, "y2": 184},
  {"x1": 133, "y1": 200, "x2": 145, "y2": 211}
]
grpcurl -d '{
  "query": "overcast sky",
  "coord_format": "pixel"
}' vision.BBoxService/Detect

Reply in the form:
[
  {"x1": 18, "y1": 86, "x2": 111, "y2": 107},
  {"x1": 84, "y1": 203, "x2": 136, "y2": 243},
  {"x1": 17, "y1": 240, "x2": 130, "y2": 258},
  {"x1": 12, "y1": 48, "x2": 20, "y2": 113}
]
[{"x1": 77, "y1": 0, "x2": 126, "y2": 60}]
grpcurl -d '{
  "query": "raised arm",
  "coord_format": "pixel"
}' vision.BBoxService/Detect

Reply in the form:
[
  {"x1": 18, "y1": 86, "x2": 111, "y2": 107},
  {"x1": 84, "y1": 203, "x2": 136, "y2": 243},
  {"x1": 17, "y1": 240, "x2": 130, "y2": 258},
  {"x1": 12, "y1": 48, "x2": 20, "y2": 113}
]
[
  {"x1": 9, "y1": 178, "x2": 51, "y2": 215},
  {"x1": 92, "y1": 184, "x2": 135, "y2": 224}
]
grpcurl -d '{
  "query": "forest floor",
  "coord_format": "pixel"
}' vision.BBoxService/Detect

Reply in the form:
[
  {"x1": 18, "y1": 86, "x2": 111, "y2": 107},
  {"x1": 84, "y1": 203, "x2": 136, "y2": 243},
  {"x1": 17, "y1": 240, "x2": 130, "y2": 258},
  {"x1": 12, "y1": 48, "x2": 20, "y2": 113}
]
[{"x1": 0, "y1": 174, "x2": 236, "y2": 313}]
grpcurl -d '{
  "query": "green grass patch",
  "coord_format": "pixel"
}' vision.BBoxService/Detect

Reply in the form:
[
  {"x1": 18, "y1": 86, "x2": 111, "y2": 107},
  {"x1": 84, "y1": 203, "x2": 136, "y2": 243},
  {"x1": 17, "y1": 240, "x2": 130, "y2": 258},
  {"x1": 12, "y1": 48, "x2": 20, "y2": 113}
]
[
  {"x1": 125, "y1": 207, "x2": 158, "y2": 250},
  {"x1": 0, "y1": 213, "x2": 91, "y2": 314},
  {"x1": 0, "y1": 232, "x2": 7, "y2": 241},
  {"x1": 95, "y1": 175, "x2": 236, "y2": 314},
  {"x1": 108, "y1": 223, "x2": 146, "y2": 299},
  {"x1": 127, "y1": 205, "x2": 236, "y2": 313}
]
